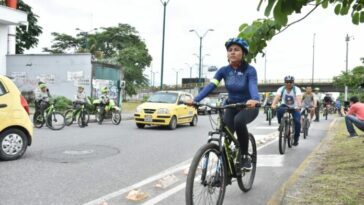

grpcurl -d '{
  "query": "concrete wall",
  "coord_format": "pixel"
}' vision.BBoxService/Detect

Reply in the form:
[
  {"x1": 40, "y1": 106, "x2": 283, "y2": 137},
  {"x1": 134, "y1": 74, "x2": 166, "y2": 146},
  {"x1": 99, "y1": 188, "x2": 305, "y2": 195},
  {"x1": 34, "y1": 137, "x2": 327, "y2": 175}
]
[
  {"x1": 6, "y1": 54, "x2": 92, "y2": 100},
  {"x1": 0, "y1": 25, "x2": 8, "y2": 75}
]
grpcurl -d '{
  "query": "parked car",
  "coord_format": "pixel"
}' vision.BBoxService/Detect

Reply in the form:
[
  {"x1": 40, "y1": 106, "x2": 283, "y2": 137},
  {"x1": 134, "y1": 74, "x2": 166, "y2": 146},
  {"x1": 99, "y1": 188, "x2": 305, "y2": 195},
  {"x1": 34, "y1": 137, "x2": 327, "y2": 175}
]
[
  {"x1": 0, "y1": 75, "x2": 33, "y2": 161},
  {"x1": 134, "y1": 91, "x2": 198, "y2": 129},
  {"x1": 198, "y1": 97, "x2": 212, "y2": 115}
]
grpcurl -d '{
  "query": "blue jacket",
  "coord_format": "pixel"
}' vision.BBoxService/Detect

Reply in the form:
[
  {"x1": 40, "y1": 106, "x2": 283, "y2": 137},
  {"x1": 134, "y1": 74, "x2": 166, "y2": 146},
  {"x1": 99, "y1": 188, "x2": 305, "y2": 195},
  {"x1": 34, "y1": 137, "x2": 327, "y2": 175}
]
[{"x1": 194, "y1": 62, "x2": 260, "y2": 103}]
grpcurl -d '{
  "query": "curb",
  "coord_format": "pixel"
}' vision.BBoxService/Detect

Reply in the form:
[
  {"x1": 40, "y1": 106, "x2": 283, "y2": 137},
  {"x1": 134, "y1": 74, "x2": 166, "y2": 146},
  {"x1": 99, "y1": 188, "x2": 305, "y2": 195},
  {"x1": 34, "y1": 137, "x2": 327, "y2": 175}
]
[{"x1": 266, "y1": 118, "x2": 338, "y2": 205}]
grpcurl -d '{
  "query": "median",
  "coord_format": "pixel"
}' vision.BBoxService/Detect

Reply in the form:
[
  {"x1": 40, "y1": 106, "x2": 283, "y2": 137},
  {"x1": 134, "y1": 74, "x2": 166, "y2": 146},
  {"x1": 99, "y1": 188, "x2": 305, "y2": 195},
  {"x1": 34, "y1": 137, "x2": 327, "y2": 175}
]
[{"x1": 282, "y1": 118, "x2": 364, "y2": 204}]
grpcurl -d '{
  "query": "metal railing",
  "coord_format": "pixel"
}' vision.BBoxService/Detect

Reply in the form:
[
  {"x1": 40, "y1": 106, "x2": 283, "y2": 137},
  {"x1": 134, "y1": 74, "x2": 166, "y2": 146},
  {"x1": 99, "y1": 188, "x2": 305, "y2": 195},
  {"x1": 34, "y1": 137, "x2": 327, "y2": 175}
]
[{"x1": 258, "y1": 79, "x2": 333, "y2": 84}]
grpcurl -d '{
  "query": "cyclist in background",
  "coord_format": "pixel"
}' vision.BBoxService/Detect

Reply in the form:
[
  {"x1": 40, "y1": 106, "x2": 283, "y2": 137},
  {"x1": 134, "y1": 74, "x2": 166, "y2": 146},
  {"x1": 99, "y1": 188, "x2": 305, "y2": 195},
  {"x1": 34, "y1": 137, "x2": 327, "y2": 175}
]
[
  {"x1": 323, "y1": 93, "x2": 333, "y2": 115},
  {"x1": 271, "y1": 76, "x2": 302, "y2": 146},
  {"x1": 263, "y1": 92, "x2": 275, "y2": 120},
  {"x1": 186, "y1": 37, "x2": 260, "y2": 171},
  {"x1": 335, "y1": 98, "x2": 343, "y2": 116},
  {"x1": 301, "y1": 86, "x2": 316, "y2": 122},
  {"x1": 35, "y1": 82, "x2": 51, "y2": 114},
  {"x1": 313, "y1": 87, "x2": 322, "y2": 122}
]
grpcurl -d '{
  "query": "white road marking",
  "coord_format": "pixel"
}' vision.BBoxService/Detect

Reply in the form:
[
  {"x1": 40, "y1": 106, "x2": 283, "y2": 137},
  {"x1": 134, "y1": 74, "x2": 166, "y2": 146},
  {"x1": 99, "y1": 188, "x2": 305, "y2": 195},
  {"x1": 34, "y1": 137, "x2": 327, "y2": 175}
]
[
  {"x1": 140, "y1": 183, "x2": 186, "y2": 205},
  {"x1": 257, "y1": 154, "x2": 284, "y2": 167},
  {"x1": 254, "y1": 126, "x2": 279, "y2": 130},
  {"x1": 82, "y1": 160, "x2": 191, "y2": 205}
]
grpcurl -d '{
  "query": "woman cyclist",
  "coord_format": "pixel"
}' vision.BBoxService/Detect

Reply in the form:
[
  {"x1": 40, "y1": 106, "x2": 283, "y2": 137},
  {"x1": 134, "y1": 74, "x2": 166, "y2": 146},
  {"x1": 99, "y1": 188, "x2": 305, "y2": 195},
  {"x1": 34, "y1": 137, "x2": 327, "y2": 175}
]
[{"x1": 186, "y1": 37, "x2": 260, "y2": 170}]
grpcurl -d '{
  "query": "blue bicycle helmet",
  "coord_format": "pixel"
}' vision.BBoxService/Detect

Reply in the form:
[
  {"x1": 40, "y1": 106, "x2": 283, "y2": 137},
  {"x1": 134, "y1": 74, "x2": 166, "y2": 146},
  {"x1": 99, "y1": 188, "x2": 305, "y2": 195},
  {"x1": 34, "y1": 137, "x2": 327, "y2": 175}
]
[{"x1": 225, "y1": 37, "x2": 249, "y2": 54}]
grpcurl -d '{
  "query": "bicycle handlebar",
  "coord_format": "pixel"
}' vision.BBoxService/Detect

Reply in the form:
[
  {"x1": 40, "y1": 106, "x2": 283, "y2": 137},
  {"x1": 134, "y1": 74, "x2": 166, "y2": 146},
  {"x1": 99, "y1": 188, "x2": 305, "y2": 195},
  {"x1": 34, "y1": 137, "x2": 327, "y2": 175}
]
[{"x1": 186, "y1": 102, "x2": 261, "y2": 110}]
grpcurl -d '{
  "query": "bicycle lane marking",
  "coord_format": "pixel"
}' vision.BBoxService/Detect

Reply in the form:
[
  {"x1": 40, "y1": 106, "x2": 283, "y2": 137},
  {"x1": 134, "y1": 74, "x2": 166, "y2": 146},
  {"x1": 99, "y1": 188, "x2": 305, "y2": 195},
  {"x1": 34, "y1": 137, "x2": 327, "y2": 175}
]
[
  {"x1": 138, "y1": 137, "x2": 279, "y2": 205},
  {"x1": 82, "y1": 159, "x2": 191, "y2": 205},
  {"x1": 83, "y1": 129, "x2": 278, "y2": 205}
]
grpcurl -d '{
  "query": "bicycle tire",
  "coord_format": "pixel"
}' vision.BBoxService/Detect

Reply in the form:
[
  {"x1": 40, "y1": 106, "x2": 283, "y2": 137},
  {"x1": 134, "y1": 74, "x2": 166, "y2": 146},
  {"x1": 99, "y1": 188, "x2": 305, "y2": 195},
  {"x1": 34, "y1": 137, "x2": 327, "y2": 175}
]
[
  {"x1": 279, "y1": 120, "x2": 287, "y2": 154},
  {"x1": 325, "y1": 109, "x2": 328, "y2": 120},
  {"x1": 303, "y1": 118, "x2": 308, "y2": 139},
  {"x1": 111, "y1": 110, "x2": 122, "y2": 125},
  {"x1": 185, "y1": 143, "x2": 227, "y2": 205},
  {"x1": 33, "y1": 111, "x2": 45, "y2": 128},
  {"x1": 64, "y1": 109, "x2": 75, "y2": 126},
  {"x1": 268, "y1": 109, "x2": 272, "y2": 126},
  {"x1": 287, "y1": 119, "x2": 294, "y2": 148},
  {"x1": 46, "y1": 112, "x2": 66, "y2": 130},
  {"x1": 237, "y1": 133, "x2": 257, "y2": 192},
  {"x1": 96, "y1": 107, "x2": 104, "y2": 125}
]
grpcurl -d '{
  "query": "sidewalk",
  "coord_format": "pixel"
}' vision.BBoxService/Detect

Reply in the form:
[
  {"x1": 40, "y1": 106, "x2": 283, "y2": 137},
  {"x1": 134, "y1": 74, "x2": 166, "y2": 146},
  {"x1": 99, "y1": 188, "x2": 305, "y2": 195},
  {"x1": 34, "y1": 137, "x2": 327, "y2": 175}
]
[{"x1": 270, "y1": 118, "x2": 364, "y2": 205}]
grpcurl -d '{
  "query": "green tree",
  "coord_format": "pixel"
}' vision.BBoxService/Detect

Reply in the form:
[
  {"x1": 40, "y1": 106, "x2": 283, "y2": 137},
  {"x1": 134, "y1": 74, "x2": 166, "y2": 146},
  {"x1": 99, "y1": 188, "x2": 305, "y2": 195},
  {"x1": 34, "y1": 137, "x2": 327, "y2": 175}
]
[
  {"x1": 44, "y1": 24, "x2": 152, "y2": 97},
  {"x1": 239, "y1": 0, "x2": 364, "y2": 62},
  {"x1": 333, "y1": 65, "x2": 364, "y2": 101},
  {"x1": 16, "y1": 0, "x2": 43, "y2": 54}
]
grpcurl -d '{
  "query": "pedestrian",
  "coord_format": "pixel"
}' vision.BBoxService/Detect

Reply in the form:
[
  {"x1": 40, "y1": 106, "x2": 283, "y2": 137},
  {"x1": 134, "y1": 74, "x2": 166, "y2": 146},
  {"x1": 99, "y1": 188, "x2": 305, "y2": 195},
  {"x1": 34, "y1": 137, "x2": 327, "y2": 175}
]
[
  {"x1": 343, "y1": 96, "x2": 364, "y2": 138},
  {"x1": 185, "y1": 37, "x2": 260, "y2": 170},
  {"x1": 313, "y1": 87, "x2": 321, "y2": 122}
]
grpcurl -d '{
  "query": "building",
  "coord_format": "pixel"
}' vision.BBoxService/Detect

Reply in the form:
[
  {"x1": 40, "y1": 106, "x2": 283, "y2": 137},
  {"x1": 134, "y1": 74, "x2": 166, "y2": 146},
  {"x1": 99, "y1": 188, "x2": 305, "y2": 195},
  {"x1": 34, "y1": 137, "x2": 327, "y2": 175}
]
[{"x1": 0, "y1": 1, "x2": 27, "y2": 74}]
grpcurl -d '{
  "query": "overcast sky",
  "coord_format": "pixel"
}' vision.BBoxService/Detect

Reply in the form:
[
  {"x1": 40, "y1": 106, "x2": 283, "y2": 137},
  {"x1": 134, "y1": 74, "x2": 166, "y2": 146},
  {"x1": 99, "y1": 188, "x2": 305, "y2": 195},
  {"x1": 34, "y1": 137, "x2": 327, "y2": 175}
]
[{"x1": 25, "y1": 0, "x2": 364, "y2": 86}]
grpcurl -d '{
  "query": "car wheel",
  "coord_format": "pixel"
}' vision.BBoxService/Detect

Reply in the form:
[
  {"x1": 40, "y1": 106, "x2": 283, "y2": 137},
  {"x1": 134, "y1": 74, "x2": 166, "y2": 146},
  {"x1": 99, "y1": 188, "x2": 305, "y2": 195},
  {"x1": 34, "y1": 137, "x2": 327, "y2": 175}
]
[
  {"x1": 136, "y1": 123, "x2": 145, "y2": 129},
  {"x1": 0, "y1": 129, "x2": 28, "y2": 161},
  {"x1": 169, "y1": 116, "x2": 177, "y2": 130},
  {"x1": 190, "y1": 115, "x2": 198, "y2": 126}
]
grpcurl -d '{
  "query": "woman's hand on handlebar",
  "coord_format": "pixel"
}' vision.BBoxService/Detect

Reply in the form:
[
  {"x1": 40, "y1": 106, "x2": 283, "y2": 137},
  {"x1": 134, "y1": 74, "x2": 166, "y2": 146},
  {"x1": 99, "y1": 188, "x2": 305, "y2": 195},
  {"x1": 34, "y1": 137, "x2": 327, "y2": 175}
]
[
  {"x1": 184, "y1": 98, "x2": 194, "y2": 106},
  {"x1": 246, "y1": 100, "x2": 260, "y2": 108}
]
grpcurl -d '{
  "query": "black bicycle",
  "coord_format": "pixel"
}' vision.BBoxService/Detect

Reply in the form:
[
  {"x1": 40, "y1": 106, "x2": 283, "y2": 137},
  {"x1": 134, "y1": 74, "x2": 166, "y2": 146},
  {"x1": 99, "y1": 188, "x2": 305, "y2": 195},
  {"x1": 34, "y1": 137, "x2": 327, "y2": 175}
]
[
  {"x1": 265, "y1": 105, "x2": 274, "y2": 125},
  {"x1": 301, "y1": 106, "x2": 311, "y2": 139},
  {"x1": 185, "y1": 102, "x2": 259, "y2": 205},
  {"x1": 278, "y1": 107, "x2": 296, "y2": 154}
]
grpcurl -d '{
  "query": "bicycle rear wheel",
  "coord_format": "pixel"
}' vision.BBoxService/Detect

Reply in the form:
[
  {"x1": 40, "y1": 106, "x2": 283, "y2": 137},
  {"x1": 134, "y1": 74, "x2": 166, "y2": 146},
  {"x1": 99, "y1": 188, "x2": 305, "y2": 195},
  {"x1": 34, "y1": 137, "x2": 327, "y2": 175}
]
[
  {"x1": 325, "y1": 109, "x2": 328, "y2": 120},
  {"x1": 111, "y1": 110, "x2": 122, "y2": 125},
  {"x1": 237, "y1": 133, "x2": 257, "y2": 192},
  {"x1": 279, "y1": 121, "x2": 287, "y2": 154},
  {"x1": 33, "y1": 111, "x2": 45, "y2": 128},
  {"x1": 46, "y1": 112, "x2": 66, "y2": 130},
  {"x1": 303, "y1": 118, "x2": 308, "y2": 139},
  {"x1": 185, "y1": 143, "x2": 227, "y2": 205}
]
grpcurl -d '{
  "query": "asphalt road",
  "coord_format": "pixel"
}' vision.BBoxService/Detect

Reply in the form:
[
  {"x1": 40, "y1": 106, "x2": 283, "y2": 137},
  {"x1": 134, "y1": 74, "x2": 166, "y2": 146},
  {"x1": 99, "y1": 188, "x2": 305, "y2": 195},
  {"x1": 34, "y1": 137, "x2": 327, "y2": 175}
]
[{"x1": 0, "y1": 112, "x2": 334, "y2": 205}]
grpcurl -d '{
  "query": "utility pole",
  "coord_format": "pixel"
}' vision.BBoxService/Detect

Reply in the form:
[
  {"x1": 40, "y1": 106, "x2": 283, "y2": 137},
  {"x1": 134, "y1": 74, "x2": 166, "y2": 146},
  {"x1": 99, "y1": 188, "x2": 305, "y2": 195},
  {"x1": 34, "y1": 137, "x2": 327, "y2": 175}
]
[{"x1": 312, "y1": 33, "x2": 315, "y2": 86}]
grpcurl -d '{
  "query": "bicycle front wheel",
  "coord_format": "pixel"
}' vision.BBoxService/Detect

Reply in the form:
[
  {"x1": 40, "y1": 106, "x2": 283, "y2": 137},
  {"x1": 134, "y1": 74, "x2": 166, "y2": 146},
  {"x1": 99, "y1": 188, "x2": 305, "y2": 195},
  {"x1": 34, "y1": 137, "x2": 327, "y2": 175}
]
[
  {"x1": 46, "y1": 112, "x2": 66, "y2": 130},
  {"x1": 279, "y1": 120, "x2": 287, "y2": 154},
  {"x1": 237, "y1": 133, "x2": 257, "y2": 192},
  {"x1": 185, "y1": 143, "x2": 227, "y2": 205},
  {"x1": 64, "y1": 109, "x2": 75, "y2": 126},
  {"x1": 287, "y1": 119, "x2": 295, "y2": 148},
  {"x1": 268, "y1": 109, "x2": 272, "y2": 126}
]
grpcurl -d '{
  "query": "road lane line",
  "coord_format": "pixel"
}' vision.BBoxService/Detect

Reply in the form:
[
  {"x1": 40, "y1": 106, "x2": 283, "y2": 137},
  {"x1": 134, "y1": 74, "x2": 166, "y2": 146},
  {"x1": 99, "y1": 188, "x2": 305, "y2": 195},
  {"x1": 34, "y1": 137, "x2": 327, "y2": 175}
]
[
  {"x1": 83, "y1": 159, "x2": 191, "y2": 205},
  {"x1": 140, "y1": 182, "x2": 186, "y2": 205}
]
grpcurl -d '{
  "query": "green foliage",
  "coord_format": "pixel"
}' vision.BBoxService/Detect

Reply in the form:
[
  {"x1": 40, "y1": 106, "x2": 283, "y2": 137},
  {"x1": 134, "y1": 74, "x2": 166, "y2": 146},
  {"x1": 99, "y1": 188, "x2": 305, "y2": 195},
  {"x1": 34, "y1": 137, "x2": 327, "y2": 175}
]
[
  {"x1": 16, "y1": 0, "x2": 43, "y2": 54},
  {"x1": 241, "y1": 0, "x2": 364, "y2": 61},
  {"x1": 44, "y1": 24, "x2": 152, "y2": 97},
  {"x1": 52, "y1": 96, "x2": 72, "y2": 111},
  {"x1": 333, "y1": 65, "x2": 364, "y2": 101}
]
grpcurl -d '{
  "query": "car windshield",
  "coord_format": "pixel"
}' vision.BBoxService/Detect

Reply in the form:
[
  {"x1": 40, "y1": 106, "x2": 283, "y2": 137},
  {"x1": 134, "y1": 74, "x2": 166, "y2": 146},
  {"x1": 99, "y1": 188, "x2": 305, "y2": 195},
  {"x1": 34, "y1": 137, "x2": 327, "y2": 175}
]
[{"x1": 147, "y1": 92, "x2": 178, "y2": 104}]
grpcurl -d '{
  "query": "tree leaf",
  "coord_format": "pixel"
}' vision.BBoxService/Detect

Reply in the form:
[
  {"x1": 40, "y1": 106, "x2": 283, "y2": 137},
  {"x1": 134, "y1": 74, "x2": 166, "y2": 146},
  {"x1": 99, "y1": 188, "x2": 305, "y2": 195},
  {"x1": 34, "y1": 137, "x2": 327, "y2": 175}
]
[
  {"x1": 257, "y1": 0, "x2": 264, "y2": 11},
  {"x1": 265, "y1": 0, "x2": 277, "y2": 16},
  {"x1": 352, "y1": 12, "x2": 360, "y2": 24},
  {"x1": 239, "y1": 23, "x2": 249, "y2": 32},
  {"x1": 322, "y1": 0, "x2": 329, "y2": 8},
  {"x1": 334, "y1": 4, "x2": 342, "y2": 15},
  {"x1": 360, "y1": 11, "x2": 364, "y2": 22},
  {"x1": 273, "y1": 0, "x2": 288, "y2": 25}
]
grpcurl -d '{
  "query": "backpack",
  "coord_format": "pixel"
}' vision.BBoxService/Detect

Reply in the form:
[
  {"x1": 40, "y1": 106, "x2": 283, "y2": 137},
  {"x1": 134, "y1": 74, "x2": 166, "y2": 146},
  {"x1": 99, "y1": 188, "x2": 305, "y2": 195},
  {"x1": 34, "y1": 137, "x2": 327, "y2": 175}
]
[{"x1": 280, "y1": 86, "x2": 296, "y2": 97}]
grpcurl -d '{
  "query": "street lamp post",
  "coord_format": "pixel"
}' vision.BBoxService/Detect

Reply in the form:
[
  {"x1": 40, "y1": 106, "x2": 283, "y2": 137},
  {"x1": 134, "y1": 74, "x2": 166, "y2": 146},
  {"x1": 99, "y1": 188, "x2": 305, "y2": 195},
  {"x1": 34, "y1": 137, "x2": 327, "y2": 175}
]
[
  {"x1": 185, "y1": 63, "x2": 192, "y2": 78},
  {"x1": 160, "y1": 0, "x2": 170, "y2": 90},
  {"x1": 264, "y1": 51, "x2": 267, "y2": 84},
  {"x1": 193, "y1": 53, "x2": 210, "y2": 78},
  {"x1": 345, "y1": 34, "x2": 354, "y2": 101},
  {"x1": 172, "y1": 68, "x2": 182, "y2": 89},
  {"x1": 189, "y1": 29, "x2": 213, "y2": 80},
  {"x1": 312, "y1": 33, "x2": 316, "y2": 86}
]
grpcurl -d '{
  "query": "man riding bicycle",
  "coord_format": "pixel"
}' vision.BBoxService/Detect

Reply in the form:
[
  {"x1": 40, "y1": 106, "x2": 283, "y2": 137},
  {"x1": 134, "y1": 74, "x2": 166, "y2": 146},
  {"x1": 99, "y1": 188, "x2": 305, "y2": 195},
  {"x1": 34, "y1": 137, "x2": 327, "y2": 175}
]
[
  {"x1": 323, "y1": 93, "x2": 333, "y2": 108},
  {"x1": 272, "y1": 76, "x2": 302, "y2": 146},
  {"x1": 186, "y1": 37, "x2": 260, "y2": 171},
  {"x1": 263, "y1": 92, "x2": 275, "y2": 120}
]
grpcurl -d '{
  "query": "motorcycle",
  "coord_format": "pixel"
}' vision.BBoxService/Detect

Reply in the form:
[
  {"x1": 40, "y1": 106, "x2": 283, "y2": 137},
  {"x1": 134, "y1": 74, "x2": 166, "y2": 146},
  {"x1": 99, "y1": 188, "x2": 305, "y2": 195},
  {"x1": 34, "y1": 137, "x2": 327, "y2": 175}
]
[{"x1": 93, "y1": 98, "x2": 122, "y2": 125}]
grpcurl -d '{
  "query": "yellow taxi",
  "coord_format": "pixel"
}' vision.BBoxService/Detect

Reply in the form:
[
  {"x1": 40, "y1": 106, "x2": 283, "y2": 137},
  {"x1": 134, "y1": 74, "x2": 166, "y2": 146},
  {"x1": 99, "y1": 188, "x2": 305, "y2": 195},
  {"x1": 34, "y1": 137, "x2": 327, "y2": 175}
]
[
  {"x1": 0, "y1": 75, "x2": 33, "y2": 161},
  {"x1": 134, "y1": 91, "x2": 197, "y2": 129}
]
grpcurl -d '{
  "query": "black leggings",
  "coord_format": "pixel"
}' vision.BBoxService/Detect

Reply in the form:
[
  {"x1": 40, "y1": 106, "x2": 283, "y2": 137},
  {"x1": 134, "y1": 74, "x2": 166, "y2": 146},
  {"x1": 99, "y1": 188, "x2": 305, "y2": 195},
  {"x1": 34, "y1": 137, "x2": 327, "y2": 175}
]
[{"x1": 224, "y1": 108, "x2": 259, "y2": 155}]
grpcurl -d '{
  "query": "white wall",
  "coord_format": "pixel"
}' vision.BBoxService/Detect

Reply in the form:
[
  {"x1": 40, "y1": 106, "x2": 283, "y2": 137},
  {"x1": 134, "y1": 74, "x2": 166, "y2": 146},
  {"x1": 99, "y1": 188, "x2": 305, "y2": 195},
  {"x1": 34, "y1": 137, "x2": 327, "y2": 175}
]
[{"x1": 0, "y1": 25, "x2": 8, "y2": 75}]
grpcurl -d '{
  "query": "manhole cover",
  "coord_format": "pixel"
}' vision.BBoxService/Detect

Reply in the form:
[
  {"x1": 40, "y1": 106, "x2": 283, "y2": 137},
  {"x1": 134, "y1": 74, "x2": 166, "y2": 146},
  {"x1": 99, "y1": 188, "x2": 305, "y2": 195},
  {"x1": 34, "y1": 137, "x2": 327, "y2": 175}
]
[{"x1": 38, "y1": 145, "x2": 120, "y2": 163}]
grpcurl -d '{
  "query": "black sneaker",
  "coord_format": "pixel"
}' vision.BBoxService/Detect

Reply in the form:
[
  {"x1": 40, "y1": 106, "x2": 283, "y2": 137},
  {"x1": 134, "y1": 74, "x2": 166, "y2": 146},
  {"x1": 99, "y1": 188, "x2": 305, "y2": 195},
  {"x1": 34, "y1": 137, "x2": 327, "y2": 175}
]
[
  {"x1": 348, "y1": 134, "x2": 358, "y2": 138},
  {"x1": 293, "y1": 140, "x2": 299, "y2": 146},
  {"x1": 241, "y1": 156, "x2": 252, "y2": 171}
]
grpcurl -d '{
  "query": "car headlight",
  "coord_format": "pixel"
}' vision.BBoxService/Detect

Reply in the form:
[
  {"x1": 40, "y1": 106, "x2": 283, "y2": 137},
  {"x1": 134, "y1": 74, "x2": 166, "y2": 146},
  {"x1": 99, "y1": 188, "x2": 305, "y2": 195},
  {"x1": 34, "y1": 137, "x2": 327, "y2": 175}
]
[
  {"x1": 135, "y1": 106, "x2": 142, "y2": 113},
  {"x1": 157, "y1": 108, "x2": 170, "y2": 114}
]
